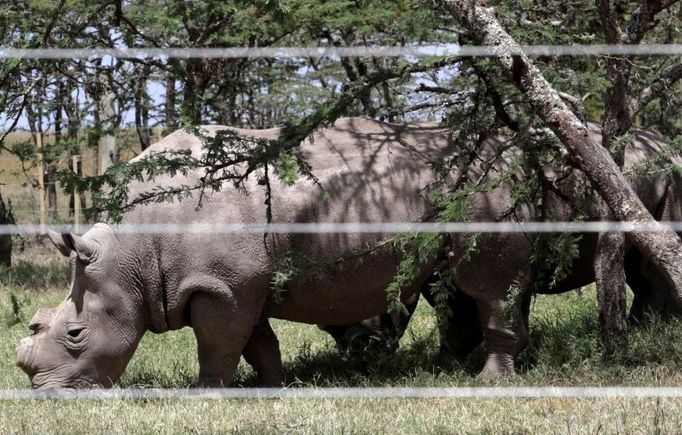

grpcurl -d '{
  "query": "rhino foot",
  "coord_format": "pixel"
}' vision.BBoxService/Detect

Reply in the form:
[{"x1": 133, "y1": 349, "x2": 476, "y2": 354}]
[{"x1": 477, "y1": 353, "x2": 516, "y2": 377}]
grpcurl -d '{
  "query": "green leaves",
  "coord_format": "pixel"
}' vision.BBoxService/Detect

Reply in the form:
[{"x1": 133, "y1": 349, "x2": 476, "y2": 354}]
[
  {"x1": 531, "y1": 230, "x2": 583, "y2": 290},
  {"x1": 273, "y1": 151, "x2": 299, "y2": 186},
  {"x1": 56, "y1": 148, "x2": 201, "y2": 222}
]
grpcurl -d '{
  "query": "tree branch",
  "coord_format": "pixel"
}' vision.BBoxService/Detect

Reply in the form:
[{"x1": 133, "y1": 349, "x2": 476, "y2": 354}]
[
  {"x1": 630, "y1": 62, "x2": 682, "y2": 116},
  {"x1": 625, "y1": 0, "x2": 681, "y2": 44},
  {"x1": 596, "y1": 0, "x2": 624, "y2": 43},
  {"x1": 471, "y1": 63, "x2": 520, "y2": 131},
  {"x1": 416, "y1": 84, "x2": 459, "y2": 94},
  {"x1": 438, "y1": 0, "x2": 682, "y2": 305}
]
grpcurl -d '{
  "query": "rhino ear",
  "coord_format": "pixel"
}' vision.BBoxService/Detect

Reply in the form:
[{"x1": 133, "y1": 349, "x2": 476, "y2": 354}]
[
  {"x1": 65, "y1": 233, "x2": 98, "y2": 263},
  {"x1": 47, "y1": 230, "x2": 98, "y2": 263},
  {"x1": 47, "y1": 230, "x2": 72, "y2": 257}
]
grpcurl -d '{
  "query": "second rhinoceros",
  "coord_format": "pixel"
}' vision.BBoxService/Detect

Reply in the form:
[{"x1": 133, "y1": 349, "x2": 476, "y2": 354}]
[{"x1": 323, "y1": 127, "x2": 682, "y2": 364}]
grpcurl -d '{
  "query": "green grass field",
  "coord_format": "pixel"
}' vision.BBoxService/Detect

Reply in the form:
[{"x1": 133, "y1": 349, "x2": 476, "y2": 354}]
[{"x1": 2, "y1": 244, "x2": 682, "y2": 433}]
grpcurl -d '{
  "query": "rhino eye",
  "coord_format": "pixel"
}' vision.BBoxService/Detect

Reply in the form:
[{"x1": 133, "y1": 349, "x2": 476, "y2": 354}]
[{"x1": 67, "y1": 327, "x2": 86, "y2": 340}]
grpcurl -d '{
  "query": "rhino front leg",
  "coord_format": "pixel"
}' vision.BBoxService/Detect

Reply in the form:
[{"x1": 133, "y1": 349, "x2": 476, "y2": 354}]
[
  {"x1": 477, "y1": 296, "x2": 529, "y2": 377},
  {"x1": 242, "y1": 319, "x2": 283, "y2": 387},
  {"x1": 190, "y1": 291, "x2": 258, "y2": 387}
]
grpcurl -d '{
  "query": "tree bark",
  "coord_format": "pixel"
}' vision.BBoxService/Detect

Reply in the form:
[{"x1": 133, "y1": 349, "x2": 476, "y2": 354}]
[
  {"x1": 595, "y1": 217, "x2": 627, "y2": 354},
  {"x1": 594, "y1": 0, "x2": 629, "y2": 355},
  {"x1": 440, "y1": 0, "x2": 682, "y2": 305},
  {"x1": 134, "y1": 64, "x2": 151, "y2": 151},
  {"x1": 182, "y1": 59, "x2": 210, "y2": 124},
  {"x1": 98, "y1": 71, "x2": 117, "y2": 173},
  {"x1": 165, "y1": 73, "x2": 176, "y2": 129},
  {"x1": 47, "y1": 79, "x2": 63, "y2": 222}
]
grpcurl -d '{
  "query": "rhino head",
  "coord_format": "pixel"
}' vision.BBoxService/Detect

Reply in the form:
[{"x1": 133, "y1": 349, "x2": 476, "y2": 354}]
[{"x1": 15, "y1": 224, "x2": 145, "y2": 389}]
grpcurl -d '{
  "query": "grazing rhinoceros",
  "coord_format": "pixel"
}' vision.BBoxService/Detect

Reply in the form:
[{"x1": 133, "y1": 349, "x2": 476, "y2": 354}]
[
  {"x1": 15, "y1": 118, "x2": 460, "y2": 388},
  {"x1": 14, "y1": 117, "x2": 677, "y2": 388},
  {"x1": 322, "y1": 127, "x2": 682, "y2": 365}
]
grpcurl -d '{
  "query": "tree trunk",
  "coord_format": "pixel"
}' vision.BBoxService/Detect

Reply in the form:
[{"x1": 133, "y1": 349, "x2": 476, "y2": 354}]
[
  {"x1": 134, "y1": 64, "x2": 151, "y2": 151},
  {"x1": 45, "y1": 165, "x2": 58, "y2": 221},
  {"x1": 47, "y1": 80, "x2": 63, "y2": 222},
  {"x1": 592, "y1": 0, "x2": 642, "y2": 354},
  {"x1": 63, "y1": 76, "x2": 84, "y2": 217},
  {"x1": 440, "y1": 0, "x2": 682, "y2": 305},
  {"x1": 595, "y1": 220, "x2": 627, "y2": 355},
  {"x1": 0, "y1": 191, "x2": 11, "y2": 267},
  {"x1": 99, "y1": 72, "x2": 117, "y2": 173},
  {"x1": 88, "y1": 84, "x2": 101, "y2": 176},
  {"x1": 165, "y1": 73, "x2": 176, "y2": 129},
  {"x1": 182, "y1": 59, "x2": 209, "y2": 124}
]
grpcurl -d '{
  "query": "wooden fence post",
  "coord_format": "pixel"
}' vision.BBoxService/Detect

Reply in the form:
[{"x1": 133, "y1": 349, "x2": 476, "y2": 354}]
[{"x1": 153, "y1": 126, "x2": 163, "y2": 143}]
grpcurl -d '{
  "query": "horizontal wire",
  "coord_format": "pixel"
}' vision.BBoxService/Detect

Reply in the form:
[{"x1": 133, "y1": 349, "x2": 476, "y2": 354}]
[
  {"x1": 2, "y1": 221, "x2": 682, "y2": 235},
  {"x1": 2, "y1": 387, "x2": 682, "y2": 400},
  {"x1": 0, "y1": 44, "x2": 681, "y2": 60}
]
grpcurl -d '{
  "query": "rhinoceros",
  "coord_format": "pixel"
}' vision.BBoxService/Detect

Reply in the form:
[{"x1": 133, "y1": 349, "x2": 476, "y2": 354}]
[
  {"x1": 15, "y1": 118, "x2": 459, "y2": 388},
  {"x1": 323, "y1": 127, "x2": 682, "y2": 364},
  {"x1": 14, "y1": 117, "x2": 678, "y2": 388}
]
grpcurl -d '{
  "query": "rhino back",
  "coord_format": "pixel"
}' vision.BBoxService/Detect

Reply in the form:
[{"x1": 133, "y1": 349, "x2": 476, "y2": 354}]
[{"x1": 120, "y1": 118, "x2": 458, "y2": 326}]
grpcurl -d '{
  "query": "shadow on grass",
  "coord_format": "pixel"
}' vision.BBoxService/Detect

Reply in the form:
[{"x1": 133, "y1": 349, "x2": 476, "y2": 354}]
[
  {"x1": 519, "y1": 301, "x2": 682, "y2": 381},
  {"x1": 120, "y1": 366, "x2": 198, "y2": 389},
  {"x1": 101, "y1": 298, "x2": 682, "y2": 388},
  {"x1": 246, "y1": 333, "x2": 446, "y2": 387},
  {"x1": 0, "y1": 261, "x2": 70, "y2": 290}
]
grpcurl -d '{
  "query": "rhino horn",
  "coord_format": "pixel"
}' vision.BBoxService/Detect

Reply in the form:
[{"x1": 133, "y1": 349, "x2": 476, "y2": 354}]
[{"x1": 47, "y1": 230, "x2": 98, "y2": 263}]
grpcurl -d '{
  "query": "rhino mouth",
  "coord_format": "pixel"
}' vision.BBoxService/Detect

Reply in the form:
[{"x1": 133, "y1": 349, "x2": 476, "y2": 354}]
[
  {"x1": 15, "y1": 339, "x2": 38, "y2": 377},
  {"x1": 30, "y1": 373, "x2": 100, "y2": 390}
]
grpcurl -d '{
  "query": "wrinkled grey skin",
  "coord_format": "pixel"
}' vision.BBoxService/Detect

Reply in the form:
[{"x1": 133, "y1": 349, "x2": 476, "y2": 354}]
[
  {"x1": 325, "y1": 128, "x2": 682, "y2": 367},
  {"x1": 15, "y1": 118, "x2": 679, "y2": 388},
  {"x1": 16, "y1": 225, "x2": 146, "y2": 389}
]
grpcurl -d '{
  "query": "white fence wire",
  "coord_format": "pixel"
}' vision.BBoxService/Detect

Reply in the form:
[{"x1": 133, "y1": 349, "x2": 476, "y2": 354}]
[
  {"x1": 2, "y1": 221, "x2": 682, "y2": 236},
  {"x1": 3, "y1": 387, "x2": 682, "y2": 400},
  {"x1": 2, "y1": 41, "x2": 682, "y2": 399},
  {"x1": 1, "y1": 44, "x2": 681, "y2": 60}
]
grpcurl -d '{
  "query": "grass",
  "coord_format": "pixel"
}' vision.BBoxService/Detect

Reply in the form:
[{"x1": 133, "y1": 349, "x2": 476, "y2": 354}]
[{"x1": 2, "y1": 246, "x2": 682, "y2": 432}]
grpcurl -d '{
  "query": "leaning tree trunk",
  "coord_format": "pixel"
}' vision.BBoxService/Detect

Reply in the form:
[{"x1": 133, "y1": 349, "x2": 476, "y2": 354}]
[
  {"x1": 0, "y1": 191, "x2": 12, "y2": 267},
  {"x1": 440, "y1": 0, "x2": 682, "y2": 305}
]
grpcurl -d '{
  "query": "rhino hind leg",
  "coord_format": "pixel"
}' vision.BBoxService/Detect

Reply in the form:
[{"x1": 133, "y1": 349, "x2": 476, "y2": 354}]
[
  {"x1": 190, "y1": 291, "x2": 258, "y2": 387},
  {"x1": 242, "y1": 319, "x2": 283, "y2": 387},
  {"x1": 319, "y1": 292, "x2": 420, "y2": 358}
]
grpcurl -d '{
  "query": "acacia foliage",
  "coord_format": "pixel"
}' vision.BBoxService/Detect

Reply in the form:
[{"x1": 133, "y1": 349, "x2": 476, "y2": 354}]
[{"x1": 2, "y1": 1, "x2": 682, "y2": 322}]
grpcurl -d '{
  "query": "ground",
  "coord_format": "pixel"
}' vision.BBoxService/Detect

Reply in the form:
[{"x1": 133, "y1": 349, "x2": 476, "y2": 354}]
[{"x1": 2, "y1": 242, "x2": 682, "y2": 433}]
